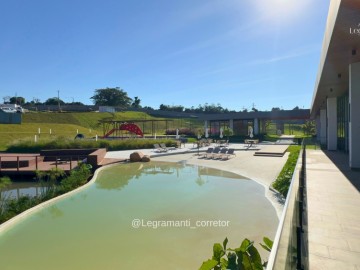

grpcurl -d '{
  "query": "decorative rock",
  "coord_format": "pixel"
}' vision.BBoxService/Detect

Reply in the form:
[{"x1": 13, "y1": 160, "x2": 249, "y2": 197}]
[
  {"x1": 141, "y1": 155, "x2": 151, "y2": 162},
  {"x1": 130, "y1": 151, "x2": 144, "y2": 162}
]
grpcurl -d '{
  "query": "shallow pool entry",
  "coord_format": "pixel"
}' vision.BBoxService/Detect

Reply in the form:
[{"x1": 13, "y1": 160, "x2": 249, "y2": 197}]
[{"x1": 0, "y1": 162, "x2": 278, "y2": 270}]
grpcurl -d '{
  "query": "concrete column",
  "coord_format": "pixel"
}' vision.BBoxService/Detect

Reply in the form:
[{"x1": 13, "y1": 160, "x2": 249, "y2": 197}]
[
  {"x1": 204, "y1": 120, "x2": 208, "y2": 130},
  {"x1": 320, "y1": 109, "x2": 327, "y2": 145},
  {"x1": 229, "y1": 119, "x2": 234, "y2": 130},
  {"x1": 327, "y1": 97, "x2": 337, "y2": 151},
  {"x1": 254, "y1": 118, "x2": 259, "y2": 135},
  {"x1": 349, "y1": 62, "x2": 360, "y2": 168}
]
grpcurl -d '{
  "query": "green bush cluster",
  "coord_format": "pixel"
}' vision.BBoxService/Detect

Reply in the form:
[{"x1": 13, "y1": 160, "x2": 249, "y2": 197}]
[
  {"x1": 199, "y1": 237, "x2": 273, "y2": 270},
  {"x1": 0, "y1": 163, "x2": 92, "y2": 224},
  {"x1": 272, "y1": 146, "x2": 301, "y2": 197},
  {"x1": 6, "y1": 136, "x2": 178, "y2": 153}
]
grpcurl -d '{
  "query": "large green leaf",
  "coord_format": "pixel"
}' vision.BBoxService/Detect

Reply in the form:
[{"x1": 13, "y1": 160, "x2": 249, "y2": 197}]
[
  {"x1": 250, "y1": 261, "x2": 265, "y2": 270},
  {"x1": 263, "y1": 237, "x2": 273, "y2": 250},
  {"x1": 259, "y1": 243, "x2": 271, "y2": 252},
  {"x1": 220, "y1": 258, "x2": 228, "y2": 269},
  {"x1": 199, "y1": 259, "x2": 219, "y2": 270},
  {"x1": 239, "y1": 239, "x2": 251, "y2": 252},
  {"x1": 213, "y1": 243, "x2": 225, "y2": 262},
  {"x1": 248, "y1": 244, "x2": 262, "y2": 266}
]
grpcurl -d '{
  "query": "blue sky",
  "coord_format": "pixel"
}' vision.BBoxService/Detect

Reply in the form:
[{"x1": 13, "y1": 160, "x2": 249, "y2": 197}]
[{"x1": 0, "y1": 0, "x2": 330, "y2": 111}]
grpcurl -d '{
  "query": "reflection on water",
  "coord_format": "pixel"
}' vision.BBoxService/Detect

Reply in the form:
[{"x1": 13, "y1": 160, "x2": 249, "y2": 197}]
[
  {"x1": 0, "y1": 162, "x2": 278, "y2": 270},
  {"x1": 1, "y1": 182, "x2": 43, "y2": 199}
]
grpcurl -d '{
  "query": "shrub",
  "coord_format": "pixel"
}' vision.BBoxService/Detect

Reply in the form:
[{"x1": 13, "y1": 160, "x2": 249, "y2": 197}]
[
  {"x1": 199, "y1": 237, "x2": 273, "y2": 270},
  {"x1": 0, "y1": 163, "x2": 92, "y2": 224},
  {"x1": 272, "y1": 146, "x2": 301, "y2": 197},
  {"x1": 6, "y1": 136, "x2": 178, "y2": 153},
  {"x1": 165, "y1": 128, "x2": 195, "y2": 136}
]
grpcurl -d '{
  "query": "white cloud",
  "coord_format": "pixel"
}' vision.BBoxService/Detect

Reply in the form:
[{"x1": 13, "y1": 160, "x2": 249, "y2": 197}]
[{"x1": 249, "y1": 46, "x2": 319, "y2": 65}]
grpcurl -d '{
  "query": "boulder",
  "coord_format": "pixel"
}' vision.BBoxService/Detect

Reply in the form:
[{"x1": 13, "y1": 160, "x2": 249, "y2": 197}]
[
  {"x1": 141, "y1": 155, "x2": 151, "y2": 162},
  {"x1": 130, "y1": 151, "x2": 144, "y2": 162}
]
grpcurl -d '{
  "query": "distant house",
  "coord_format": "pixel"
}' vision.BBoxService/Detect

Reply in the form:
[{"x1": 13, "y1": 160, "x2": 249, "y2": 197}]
[{"x1": 99, "y1": 106, "x2": 116, "y2": 113}]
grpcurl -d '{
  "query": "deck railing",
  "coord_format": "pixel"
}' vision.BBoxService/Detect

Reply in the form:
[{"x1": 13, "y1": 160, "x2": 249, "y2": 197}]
[
  {"x1": 267, "y1": 142, "x2": 308, "y2": 270},
  {"x1": 0, "y1": 155, "x2": 85, "y2": 173}
]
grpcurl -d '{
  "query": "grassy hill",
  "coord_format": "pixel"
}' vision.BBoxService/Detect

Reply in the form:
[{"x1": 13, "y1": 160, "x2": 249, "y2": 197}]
[
  {"x1": 22, "y1": 111, "x2": 158, "y2": 129},
  {"x1": 0, "y1": 111, "x2": 202, "y2": 151}
]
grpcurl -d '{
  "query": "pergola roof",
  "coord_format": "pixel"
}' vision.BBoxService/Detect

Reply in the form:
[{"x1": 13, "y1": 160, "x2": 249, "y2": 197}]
[{"x1": 199, "y1": 109, "x2": 310, "y2": 121}]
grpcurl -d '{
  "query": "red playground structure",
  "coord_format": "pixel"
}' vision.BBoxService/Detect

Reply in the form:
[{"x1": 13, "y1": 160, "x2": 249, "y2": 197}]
[
  {"x1": 99, "y1": 119, "x2": 174, "y2": 139},
  {"x1": 102, "y1": 123, "x2": 144, "y2": 138}
]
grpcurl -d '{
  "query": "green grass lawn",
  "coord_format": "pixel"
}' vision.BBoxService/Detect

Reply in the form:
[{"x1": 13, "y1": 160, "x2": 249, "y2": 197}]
[
  {"x1": 0, "y1": 123, "x2": 99, "y2": 151},
  {"x1": 0, "y1": 111, "x2": 203, "y2": 151}
]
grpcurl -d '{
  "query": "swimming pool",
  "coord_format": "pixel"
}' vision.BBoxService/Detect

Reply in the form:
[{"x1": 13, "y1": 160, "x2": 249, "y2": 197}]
[{"x1": 0, "y1": 161, "x2": 278, "y2": 270}]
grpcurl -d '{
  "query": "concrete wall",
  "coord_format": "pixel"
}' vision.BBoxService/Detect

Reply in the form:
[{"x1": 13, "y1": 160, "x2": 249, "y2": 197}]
[
  {"x1": 0, "y1": 111, "x2": 22, "y2": 124},
  {"x1": 349, "y1": 62, "x2": 360, "y2": 168}
]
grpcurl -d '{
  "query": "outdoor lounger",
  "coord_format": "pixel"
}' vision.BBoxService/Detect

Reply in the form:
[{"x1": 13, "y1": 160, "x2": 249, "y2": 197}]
[
  {"x1": 160, "y1": 143, "x2": 172, "y2": 151},
  {"x1": 200, "y1": 147, "x2": 213, "y2": 158},
  {"x1": 153, "y1": 144, "x2": 168, "y2": 153},
  {"x1": 208, "y1": 147, "x2": 221, "y2": 159},
  {"x1": 214, "y1": 147, "x2": 228, "y2": 159},
  {"x1": 222, "y1": 148, "x2": 236, "y2": 160}
]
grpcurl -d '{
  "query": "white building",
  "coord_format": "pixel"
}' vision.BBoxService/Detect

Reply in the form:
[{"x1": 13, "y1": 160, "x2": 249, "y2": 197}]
[{"x1": 311, "y1": 0, "x2": 360, "y2": 168}]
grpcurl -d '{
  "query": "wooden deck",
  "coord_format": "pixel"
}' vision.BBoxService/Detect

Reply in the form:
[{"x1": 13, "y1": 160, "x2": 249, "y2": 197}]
[
  {"x1": 0, "y1": 154, "x2": 80, "y2": 175},
  {"x1": 0, "y1": 149, "x2": 110, "y2": 176}
]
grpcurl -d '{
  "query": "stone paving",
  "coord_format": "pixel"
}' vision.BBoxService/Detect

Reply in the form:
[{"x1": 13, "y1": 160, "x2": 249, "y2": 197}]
[{"x1": 306, "y1": 150, "x2": 360, "y2": 270}]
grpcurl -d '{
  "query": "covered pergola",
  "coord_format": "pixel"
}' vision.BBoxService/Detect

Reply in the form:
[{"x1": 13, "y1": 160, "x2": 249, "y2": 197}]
[{"x1": 200, "y1": 109, "x2": 310, "y2": 136}]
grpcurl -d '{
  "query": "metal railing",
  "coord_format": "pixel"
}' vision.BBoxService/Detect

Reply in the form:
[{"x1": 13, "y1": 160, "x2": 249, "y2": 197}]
[{"x1": 267, "y1": 142, "x2": 308, "y2": 270}]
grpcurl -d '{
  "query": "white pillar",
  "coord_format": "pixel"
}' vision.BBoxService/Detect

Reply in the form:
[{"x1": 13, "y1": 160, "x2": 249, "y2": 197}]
[
  {"x1": 204, "y1": 120, "x2": 208, "y2": 130},
  {"x1": 349, "y1": 62, "x2": 360, "y2": 168},
  {"x1": 327, "y1": 97, "x2": 337, "y2": 151},
  {"x1": 254, "y1": 118, "x2": 259, "y2": 135},
  {"x1": 320, "y1": 109, "x2": 327, "y2": 145},
  {"x1": 229, "y1": 119, "x2": 234, "y2": 130}
]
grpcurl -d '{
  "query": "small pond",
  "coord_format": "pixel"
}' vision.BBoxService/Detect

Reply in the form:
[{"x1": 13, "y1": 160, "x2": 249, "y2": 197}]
[{"x1": 0, "y1": 161, "x2": 278, "y2": 270}]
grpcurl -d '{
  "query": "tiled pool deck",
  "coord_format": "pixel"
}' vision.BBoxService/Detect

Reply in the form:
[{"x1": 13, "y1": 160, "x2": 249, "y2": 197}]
[{"x1": 306, "y1": 150, "x2": 360, "y2": 270}]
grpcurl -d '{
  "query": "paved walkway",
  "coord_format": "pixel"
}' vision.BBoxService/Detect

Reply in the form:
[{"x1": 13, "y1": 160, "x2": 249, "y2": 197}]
[{"x1": 306, "y1": 150, "x2": 360, "y2": 269}]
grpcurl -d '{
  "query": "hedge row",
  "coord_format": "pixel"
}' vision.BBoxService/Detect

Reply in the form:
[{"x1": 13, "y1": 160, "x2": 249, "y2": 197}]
[{"x1": 6, "y1": 136, "x2": 178, "y2": 153}]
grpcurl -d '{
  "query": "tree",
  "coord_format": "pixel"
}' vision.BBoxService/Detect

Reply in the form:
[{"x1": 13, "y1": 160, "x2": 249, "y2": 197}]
[
  {"x1": 131, "y1": 96, "x2": 141, "y2": 108},
  {"x1": 223, "y1": 127, "x2": 234, "y2": 141},
  {"x1": 44, "y1": 97, "x2": 65, "y2": 105},
  {"x1": 159, "y1": 104, "x2": 184, "y2": 112},
  {"x1": 90, "y1": 87, "x2": 132, "y2": 107},
  {"x1": 271, "y1": 107, "x2": 281, "y2": 111},
  {"x1": 10, "y1": 96, "x2": 25, "y2": 105},
  {"x1": 293, "y1": 106, "x2": 300, "y2": 110},
  {"x1": 302, "y1": 120, "x2": 315, "y2": 135},
  {"x1": 67, "y1": 101, "x2": 84, "y2": 105},
  {"x1": 2, "y1": 96, "x2": 10, "y2": 104}
]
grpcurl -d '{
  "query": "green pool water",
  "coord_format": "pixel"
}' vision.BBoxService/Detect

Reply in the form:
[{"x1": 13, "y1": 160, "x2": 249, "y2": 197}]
[{"x1": 0, "y1": 161, "x2": 278, "y2": 270}]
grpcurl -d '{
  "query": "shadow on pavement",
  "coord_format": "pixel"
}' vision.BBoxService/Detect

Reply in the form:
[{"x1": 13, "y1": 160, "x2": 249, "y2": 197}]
[{"x1": 323, "y1": 150, "x2": 360, "y2": 192}]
